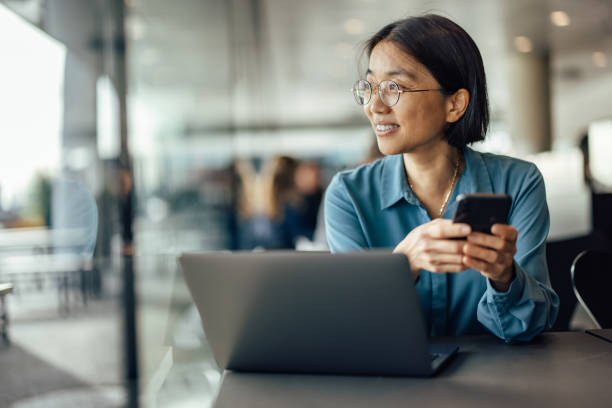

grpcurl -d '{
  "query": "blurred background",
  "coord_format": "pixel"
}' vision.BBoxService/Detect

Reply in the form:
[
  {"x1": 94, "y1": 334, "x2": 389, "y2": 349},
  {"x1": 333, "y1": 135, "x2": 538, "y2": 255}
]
[{"x1": 0, "y1": 0, "x2": 611, "y2": 407}]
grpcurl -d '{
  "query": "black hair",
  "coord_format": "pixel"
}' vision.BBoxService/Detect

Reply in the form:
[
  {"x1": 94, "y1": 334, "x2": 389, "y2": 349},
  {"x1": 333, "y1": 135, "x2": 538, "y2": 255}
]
[{"x1": 364, "y1": 14, "x2": 489, "y2": 148}]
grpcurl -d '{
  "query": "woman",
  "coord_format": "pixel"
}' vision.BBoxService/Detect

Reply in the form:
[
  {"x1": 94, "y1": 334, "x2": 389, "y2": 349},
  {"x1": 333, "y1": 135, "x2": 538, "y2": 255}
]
[{"x1": 324, "y1": 15, "x2": 559, "y2": 342}]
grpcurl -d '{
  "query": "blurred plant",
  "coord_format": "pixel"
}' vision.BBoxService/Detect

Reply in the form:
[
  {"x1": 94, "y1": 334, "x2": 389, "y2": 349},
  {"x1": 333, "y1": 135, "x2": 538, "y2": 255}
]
[{"x1": 25, "y1": 172, "x2": 52, "y2": 226}]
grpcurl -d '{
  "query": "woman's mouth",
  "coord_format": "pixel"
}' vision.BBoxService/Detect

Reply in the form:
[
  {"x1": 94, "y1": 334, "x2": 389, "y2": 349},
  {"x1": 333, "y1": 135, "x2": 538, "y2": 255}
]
[{"x1": 375, "y1": 123, "x2": 400, "y2": 136}]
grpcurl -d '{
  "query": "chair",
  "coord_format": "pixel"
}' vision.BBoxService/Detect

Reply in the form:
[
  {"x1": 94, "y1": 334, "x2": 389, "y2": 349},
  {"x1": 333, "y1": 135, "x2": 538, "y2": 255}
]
[
  {"x1": 0, "y1": 282, "x2": 14, "y2": 345},
  {"x1": 571, "y1": 249, "x2": 612, "y2": 329},
  {"x1": 546, "y1": 236, "x2": 593, "y2": 330}
]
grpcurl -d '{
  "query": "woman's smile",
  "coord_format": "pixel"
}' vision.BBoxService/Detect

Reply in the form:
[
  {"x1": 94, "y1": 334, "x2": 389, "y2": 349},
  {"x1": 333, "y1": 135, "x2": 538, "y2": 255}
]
[{"x1": 374, "y1": 121, "x2": 400, "y2": 136}]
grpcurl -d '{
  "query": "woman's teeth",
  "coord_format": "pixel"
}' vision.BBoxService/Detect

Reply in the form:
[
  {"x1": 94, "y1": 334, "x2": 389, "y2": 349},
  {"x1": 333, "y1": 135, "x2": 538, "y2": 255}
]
[{"x1": 376, "y1": 124, "x2": 399, "y2": 131}]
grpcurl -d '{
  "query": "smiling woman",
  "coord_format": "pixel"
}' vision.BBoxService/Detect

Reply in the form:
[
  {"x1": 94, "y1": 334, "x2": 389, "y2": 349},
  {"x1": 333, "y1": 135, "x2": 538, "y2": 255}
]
[{"x1": 325, "y1": 14, "x2": 559, "y2": 343}]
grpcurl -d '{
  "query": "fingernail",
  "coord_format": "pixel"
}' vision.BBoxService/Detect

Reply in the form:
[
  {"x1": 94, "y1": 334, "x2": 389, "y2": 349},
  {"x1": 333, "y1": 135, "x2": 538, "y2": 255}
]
[{"x1": 461, "y1": 226, "x2": 470, "y2": 234}]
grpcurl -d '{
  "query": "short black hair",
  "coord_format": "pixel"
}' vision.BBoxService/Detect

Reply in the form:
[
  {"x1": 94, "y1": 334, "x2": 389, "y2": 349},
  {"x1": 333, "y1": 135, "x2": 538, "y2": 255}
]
[{"x1": 364, "y1": 14, "x2": 489, "y2": 148}]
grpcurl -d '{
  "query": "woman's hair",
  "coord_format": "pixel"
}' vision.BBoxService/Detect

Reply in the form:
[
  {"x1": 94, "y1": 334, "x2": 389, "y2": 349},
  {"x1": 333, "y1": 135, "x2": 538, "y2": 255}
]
[{"x1": 364, "y1": 14, "x2": 489, "y2": 148}]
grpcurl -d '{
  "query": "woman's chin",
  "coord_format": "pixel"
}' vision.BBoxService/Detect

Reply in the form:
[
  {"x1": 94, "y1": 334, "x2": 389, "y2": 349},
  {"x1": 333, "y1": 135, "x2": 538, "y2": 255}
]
[{"x1": 376, "y1": 139, "x2": 406, "y2": 156}]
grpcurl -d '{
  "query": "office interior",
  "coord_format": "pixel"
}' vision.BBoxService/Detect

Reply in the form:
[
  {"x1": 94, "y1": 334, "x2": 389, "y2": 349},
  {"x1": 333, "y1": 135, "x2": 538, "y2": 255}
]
[{"x1": 0, "y1": 0, "x2": 611, "y2": 407}]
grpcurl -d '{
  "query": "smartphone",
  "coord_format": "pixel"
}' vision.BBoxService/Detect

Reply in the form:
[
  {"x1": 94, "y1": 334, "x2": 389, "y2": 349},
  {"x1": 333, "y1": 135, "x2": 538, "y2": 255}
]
[{"x1": 452, "y1": 193, "x2": 512, "y2": 235}]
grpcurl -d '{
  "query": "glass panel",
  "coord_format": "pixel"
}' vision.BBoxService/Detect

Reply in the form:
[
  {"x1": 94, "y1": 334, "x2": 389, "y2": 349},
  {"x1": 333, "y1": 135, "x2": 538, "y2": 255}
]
[
  {"x1": 127, "y1": 1, "x2": 373, "y2": 405},
  {"x1": 0, "y1": 1, "x2": 126, "y2": 406}
]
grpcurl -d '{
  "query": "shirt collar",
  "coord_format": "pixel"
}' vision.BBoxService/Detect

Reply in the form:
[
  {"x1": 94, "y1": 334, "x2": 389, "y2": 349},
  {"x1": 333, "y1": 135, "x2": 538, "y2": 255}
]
[
  {"x1": 460, "y1": 147, "x2": 494, "y2": 195},
  {"x1": 379, "y1": 154, "x2": 416, "y2": 209},
  {"x1": 379, "y1": 147, "x2": 493, "y2": 210}
]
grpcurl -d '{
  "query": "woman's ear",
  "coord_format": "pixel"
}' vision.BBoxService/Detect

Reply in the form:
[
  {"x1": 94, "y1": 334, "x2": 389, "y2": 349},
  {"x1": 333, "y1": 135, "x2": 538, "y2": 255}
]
[{"x1": 446, "y1": 88, "x2": 470, "y2": 123}]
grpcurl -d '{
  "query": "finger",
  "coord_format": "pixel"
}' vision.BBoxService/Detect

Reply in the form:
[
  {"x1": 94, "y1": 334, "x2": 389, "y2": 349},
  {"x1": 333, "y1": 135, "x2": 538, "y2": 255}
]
[
  {"x1": 427, "y1": 221, "x2": 471, "y2": 239},
  {"x1": 426, "y1": 252, "x2": 464, "y2": 265},
  {"x1": 421, "y1": 239, "x2": 465, "y2": 255},
  {"x1": 462, "y1": 255, "x2": 493, "y2": 274},
  {"x1": 463, "y1": 243, "x2": 500, "y2": 264},
  {"x1": 491, "y1": 224, "x2": 518, "y2": 241},
  {"x1": 427, "y1": 262, "x2": 468, "y2": 273},
  {"x1": 463, "y1": 255, "x2": 505, "y2": 277},
  {"x1": 466, "y1": 232, "x2": 507, "y2": 251}
]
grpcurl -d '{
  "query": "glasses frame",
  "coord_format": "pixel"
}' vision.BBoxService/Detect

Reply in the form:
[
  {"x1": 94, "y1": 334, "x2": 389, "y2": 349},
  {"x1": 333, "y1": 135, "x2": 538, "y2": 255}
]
[{"x1": 352, "y1": 79, "x2": 443, "y2": 107}]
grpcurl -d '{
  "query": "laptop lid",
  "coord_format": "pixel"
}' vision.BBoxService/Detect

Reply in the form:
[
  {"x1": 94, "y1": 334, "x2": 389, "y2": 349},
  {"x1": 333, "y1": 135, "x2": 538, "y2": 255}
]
[{"x1": 179, "y1": 250, "x2": 445, "y2": 376}]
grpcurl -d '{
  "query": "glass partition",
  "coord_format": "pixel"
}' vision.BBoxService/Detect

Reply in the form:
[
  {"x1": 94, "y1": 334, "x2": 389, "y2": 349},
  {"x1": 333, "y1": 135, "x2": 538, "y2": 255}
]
[{"x1": 0, "y1": 1, "x2": 127, "y2": 406}]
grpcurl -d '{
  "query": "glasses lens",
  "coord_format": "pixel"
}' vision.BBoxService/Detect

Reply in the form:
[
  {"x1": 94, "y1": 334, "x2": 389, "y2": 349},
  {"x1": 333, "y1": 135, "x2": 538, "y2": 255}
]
[
  {"x1": 353, "y1": 80, "x2": 371, "y2": 105},
  {"x1": 379, "y1": 80, "x2": 400, "y2": 106}
]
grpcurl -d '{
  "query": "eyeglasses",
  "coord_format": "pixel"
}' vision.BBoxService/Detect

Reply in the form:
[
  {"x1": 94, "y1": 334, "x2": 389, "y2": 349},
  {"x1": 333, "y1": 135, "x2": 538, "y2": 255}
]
[{"x1": 352, "y1": 79, "x2": 443, "y2": 107}]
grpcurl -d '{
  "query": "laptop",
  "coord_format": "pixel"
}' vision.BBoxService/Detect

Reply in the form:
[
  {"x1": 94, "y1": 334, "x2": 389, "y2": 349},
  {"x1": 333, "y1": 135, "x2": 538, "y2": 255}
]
[{"x1": 179, "y1": 250, "x2": 458, "y2": 376}]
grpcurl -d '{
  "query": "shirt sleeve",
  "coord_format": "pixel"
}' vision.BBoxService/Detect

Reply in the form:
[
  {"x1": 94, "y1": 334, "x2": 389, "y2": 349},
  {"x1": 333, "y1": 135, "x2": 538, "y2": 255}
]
[
  {"x1": 477, "y1": 164, "x2": 560, "y2": 342},
  {"x1": 324, "y1": 174, "x2": 369, "y2": 252}
]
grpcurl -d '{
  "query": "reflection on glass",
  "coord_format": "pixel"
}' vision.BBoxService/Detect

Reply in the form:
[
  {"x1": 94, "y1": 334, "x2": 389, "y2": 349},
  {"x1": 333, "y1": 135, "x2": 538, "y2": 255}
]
[
  {"x1": 0, "y1": 3, "x2": 127, "y2": 407},
  {"x1": 0, "y1": 4, "x2": 64, "y2": 214},
  {"x1": 588, "y1": 119, "x2": 612, "y2": 190}
]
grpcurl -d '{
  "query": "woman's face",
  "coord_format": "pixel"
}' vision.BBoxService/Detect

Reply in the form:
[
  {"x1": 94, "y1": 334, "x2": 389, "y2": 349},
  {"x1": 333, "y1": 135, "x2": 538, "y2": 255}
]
[{"x1": 365, "y1": 41, "x2": 450, "y2": 155}]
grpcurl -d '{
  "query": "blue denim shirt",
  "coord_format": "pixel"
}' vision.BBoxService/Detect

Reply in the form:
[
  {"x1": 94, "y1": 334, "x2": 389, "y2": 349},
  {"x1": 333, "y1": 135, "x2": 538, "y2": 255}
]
[{"x1": 324, "y1": 147, "x2": 559, "y2": 342}]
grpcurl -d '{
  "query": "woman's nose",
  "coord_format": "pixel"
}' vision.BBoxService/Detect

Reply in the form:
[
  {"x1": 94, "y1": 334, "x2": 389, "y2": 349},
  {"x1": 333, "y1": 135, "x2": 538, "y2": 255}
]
[{"x1": 368, "y1": 90, "x2": 391, "y2": 114}]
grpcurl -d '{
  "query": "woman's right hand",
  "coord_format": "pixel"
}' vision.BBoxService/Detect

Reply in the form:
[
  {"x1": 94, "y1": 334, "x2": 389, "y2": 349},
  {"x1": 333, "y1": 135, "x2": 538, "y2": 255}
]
[{"x1": 392, "y1": 218, "x2": 472, "y2": 281}]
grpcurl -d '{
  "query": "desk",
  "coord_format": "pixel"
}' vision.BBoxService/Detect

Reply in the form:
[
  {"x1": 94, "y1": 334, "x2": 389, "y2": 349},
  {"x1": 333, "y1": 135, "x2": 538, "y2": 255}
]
[
  {"x1": 213, "y1": 332, "x2": 612, "y2": 408},
  {"x1": 0, "y1": 253, "x2": 91, "y2": 314},
  {"x1": 0, "y1": 227, "x2": 94, "y2": 314},
  {"x1": 0, "y1": 227, "x2": 89, "y2": 253},
  {"x1": 587, "y1": 329, "x2": 612, "y2": 343}
]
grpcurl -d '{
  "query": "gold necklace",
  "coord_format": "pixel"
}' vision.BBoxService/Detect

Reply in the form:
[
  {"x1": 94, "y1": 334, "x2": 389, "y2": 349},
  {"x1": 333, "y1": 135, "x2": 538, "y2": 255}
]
[{"x1": 408, "y1": 156, "x2": 461, "y2": 218}]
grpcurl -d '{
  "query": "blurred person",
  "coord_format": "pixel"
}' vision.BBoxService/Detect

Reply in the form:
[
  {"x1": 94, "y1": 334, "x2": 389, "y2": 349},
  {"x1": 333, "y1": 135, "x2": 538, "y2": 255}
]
[
  {"x1": 289, "y1": 160, "x2": 324, "y2": 242},
  {"x1": 226, "y1": 159, "x2": 245, "y2": 250},
  {"x1": 579, "y1": 133, "x2": 592, "y2": 187},
  {"x1": 325, "y1": 15, "x2": 559, "y2": 342},
  {"x1": 579, "y1": 132, "x2": 609, "y2": 193},
  {"x1": 96, "y1": 159, "x2": 134, "y2": 257},
  {"x1": 118, "y1": 163, "x2": 135, "y2": 256},
  {"x1": 237, "y1": 156, "x2": 301, "y2": 249}
]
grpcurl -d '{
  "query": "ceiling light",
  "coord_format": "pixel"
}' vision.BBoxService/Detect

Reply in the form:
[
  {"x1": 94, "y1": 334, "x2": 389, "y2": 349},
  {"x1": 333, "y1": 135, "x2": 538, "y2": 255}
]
[
  {"x1": 514, "y1": 36, "x2": 533, "y2": 53},
  {"x1": 550, "y1": 11, "x2": 570, "y2": 27},
  {"x1": 344, "y1": 19, "x2": 364, "y2": 35},
  {"x1": 125, "y1": 17, "x2": 145, "y2": 40},
  {"x1": 593, "y1": 51, "x2": 608, "y2": 68}
]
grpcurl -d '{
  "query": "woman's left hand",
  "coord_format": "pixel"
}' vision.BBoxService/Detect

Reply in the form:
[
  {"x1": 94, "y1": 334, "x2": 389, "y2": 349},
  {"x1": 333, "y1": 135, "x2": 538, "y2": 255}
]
[{"x1": 462, "y1": 224, "x2": 518, "y2": 292}]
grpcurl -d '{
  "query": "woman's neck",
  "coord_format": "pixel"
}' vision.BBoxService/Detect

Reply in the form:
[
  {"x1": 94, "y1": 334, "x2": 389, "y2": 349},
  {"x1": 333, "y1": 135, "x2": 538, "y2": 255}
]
[{"x1": 402, "y1": 142, "x2": 462, "y2": 198}]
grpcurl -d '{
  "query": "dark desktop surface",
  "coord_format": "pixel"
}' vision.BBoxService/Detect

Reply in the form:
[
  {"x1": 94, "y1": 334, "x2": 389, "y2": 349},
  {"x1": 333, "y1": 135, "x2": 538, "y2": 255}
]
[
  {"x1": 213, "y1": 331, "x2": 612, "y2": 408},
  {"x1": 586, "y1": 328, "x2": 612, "y2": 343}
]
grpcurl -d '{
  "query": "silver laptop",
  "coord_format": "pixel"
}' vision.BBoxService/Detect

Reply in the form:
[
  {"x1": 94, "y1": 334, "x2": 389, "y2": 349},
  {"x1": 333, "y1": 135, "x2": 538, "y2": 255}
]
[{"x1": 179, "y1": 250, "x2": 458, "y2": 377}]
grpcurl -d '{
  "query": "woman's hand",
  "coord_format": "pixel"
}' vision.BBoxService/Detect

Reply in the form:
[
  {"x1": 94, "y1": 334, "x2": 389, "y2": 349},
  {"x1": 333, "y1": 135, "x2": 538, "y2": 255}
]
[
  {"x1": 462, "y1": 224, "x2": 518, "y2": 292},
  {"x1": 393, "y1": 218, "x2": 472, "y2": 281}
]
